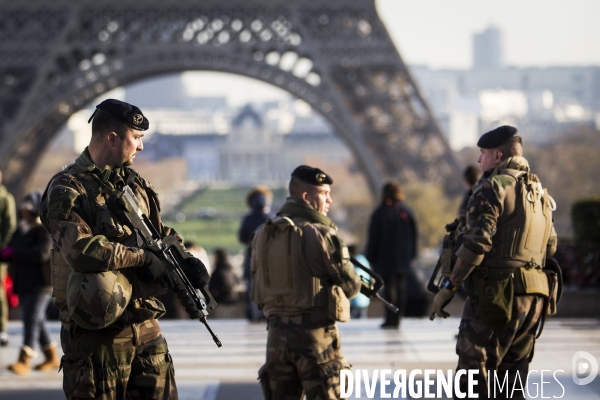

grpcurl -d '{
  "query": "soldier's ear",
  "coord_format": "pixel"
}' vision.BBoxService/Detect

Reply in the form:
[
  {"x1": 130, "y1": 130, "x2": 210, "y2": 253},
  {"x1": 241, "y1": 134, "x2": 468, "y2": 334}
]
[
  {"x1": 301, "y1": 191, "x2": 310, "y2": 204},
  {"x1": 107, "y1": 131, "x2": 118, "y2": 144}
]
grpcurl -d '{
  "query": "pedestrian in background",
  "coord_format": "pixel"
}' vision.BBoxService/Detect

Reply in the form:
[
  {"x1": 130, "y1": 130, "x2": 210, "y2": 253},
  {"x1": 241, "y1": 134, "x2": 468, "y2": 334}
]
[
  {"x1": 460, "y1": 165, "x2": 481, "y2": 213},
  {"x1": 348, "y1": 244, "x2": 371, "y2": 319},
  {"x1": 208, "y1": 249, "x2": 242, "y2": 318},
  {"x1": 239, "y1": 186, "x2": 272, "y2": 322},
  {"x1": 0, "y1": 169, "x2": 16, "y2": 347},
  {"x1": 366, "y1": 181, "x2": 418, "y2": 329},
  {"x1": 3, "y1": 192, "x2": 58, "y2": 375}
]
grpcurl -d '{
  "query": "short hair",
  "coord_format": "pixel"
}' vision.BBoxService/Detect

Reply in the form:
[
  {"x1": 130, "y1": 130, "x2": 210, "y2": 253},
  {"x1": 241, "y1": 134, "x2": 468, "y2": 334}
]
[
  {"x1": 289, "y1": 177, "x2": 315, "y2": 199},
  {"x1": 382, "y1": 181, "x2": 404, "y2": 202},
  {"x1": 497, "y1": 136, "x2": 523, "y2": 160},
  {"x1": 463, "y1": 165, "x2": 480, "y2": 186},
  {"x1": 91, "y1": 110, "x2": 129, "y2": 140}
]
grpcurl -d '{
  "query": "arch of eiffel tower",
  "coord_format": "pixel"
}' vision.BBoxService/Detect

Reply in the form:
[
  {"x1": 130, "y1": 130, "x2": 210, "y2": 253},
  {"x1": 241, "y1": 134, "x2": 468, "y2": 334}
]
[{"x1": 0, "y1": 0, "x2": 458, "y2": 199}]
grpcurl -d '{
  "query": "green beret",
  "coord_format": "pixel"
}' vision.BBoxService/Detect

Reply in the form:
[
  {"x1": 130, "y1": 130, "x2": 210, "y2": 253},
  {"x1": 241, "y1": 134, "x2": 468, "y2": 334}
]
[
  {"x1": 291, "y1": 165, "x2": 333, "y2": 186},
  {"x1": 477, "y1": 126, "x2": 517, "y2": 149},
  {"x1": 88, "y1": 99, "x2": 149, "y2": 131}
]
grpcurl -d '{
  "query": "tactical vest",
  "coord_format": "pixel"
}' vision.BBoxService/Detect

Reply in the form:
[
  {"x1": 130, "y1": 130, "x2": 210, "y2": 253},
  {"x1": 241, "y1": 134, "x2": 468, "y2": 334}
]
[
  {"x1": 483, "y1": 169, "x2": 555, "y2": 268},
  {"x1": 251, "y1": 216, "x2": 350, "y2": 322},
  {"x1": 43, "y1": 164, "x2": 160, "y2": 302},
  {"x1": 467, "y1": 170, "x2": 557, "y2": 326}
]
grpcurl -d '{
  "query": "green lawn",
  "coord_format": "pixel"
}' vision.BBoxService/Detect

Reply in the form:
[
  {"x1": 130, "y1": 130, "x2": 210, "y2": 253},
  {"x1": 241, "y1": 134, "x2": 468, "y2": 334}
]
[{"x1": 163, "y1": 186, "x2": 287, "y2": 253}]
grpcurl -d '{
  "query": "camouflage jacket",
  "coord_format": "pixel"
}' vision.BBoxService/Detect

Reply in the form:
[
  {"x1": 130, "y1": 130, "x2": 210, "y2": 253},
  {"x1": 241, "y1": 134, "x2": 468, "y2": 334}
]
[
  {"x1": 0, "y1": 183, "x2": 16, "y2": 249},
  {"x1": 456, "y1": 156, "x2": 558, "y2": 268},
  {"x1": 40, "y1": 148, "x2": 175, "y2": 326}
]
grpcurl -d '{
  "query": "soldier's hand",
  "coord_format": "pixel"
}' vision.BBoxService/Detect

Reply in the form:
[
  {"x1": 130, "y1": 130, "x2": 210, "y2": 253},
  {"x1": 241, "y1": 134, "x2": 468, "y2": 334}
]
[
  {"x1": 359, "y1": 278, "x2": 376, "y2": 298},
  {"x1": 176, "y1": 290, "x2": 202, "y2": 319},
  {"x1": 184, "y1": 257, "x2": 208, "y2": 289},
  {"x1": 433, "y1": 288, "x2": 455, "y2": 319},
  {"x1": 138, "y1": 251, "x2": 166, "y2": 282}
]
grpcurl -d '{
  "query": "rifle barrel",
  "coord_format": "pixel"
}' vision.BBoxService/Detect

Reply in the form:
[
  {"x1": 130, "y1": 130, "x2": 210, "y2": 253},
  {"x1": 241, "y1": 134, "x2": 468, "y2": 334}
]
[{"x1": 375, "y1": 293, "x2": 399, "y2": 313}]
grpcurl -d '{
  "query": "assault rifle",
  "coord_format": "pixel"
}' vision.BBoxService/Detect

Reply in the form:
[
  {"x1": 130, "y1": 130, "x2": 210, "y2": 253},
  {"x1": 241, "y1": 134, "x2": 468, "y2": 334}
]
[
  {"x1": 119, "y1": 186, "x2": 222, "y2": 347},
  {"x1": 351, "y1": 257, "x2": 399, "y2": 313},
  {"x1": 427, "y1": 219, "x2": 460, "y2": 296}
]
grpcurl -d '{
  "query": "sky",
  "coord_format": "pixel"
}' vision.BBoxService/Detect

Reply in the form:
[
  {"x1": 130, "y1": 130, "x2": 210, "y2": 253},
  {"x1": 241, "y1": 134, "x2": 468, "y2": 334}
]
[
  {"x1": 376, "y1": 0, "x2": 600, "y2": 69},
  {"x1": 177, "y1": 0, "x2": 600, "y2": 104}
]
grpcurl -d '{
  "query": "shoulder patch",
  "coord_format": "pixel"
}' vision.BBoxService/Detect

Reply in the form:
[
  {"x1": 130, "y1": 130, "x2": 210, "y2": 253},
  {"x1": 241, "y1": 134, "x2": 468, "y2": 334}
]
[{"x1": 47, "y1": 185, "x2": 79, "y2": 220}]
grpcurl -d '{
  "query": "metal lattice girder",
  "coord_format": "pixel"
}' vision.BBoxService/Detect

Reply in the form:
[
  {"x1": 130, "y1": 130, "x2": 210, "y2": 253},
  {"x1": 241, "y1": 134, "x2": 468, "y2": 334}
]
[{"x1": 0, "y1": 0, "x2": 458, "y2": 199}]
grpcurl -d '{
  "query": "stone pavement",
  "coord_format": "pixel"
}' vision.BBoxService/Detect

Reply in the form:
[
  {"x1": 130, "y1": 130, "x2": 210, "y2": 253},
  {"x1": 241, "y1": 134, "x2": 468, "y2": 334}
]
[{"x1": 0, "y1": 318, "x2": 598, "y2": 399}]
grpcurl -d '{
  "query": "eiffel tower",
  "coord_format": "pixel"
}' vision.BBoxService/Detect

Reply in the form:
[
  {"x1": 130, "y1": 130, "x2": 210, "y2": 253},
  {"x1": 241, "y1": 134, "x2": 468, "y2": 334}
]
[{"x1": 0, "y1": 0, "x2": 458, "y2": 198}]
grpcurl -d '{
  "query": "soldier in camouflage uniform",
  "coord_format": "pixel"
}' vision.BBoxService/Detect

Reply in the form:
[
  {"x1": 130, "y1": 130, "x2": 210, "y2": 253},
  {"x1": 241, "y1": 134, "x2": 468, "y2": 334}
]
[
  {"x1": 433, "y1": 126, "x2": 558, "y2": 399},
  {"x1": 251, "y1": 166, "x2": 363, "y2": 400},
  {"x1": 40, "y1": 99, "x2": 206, "y2": 400}
]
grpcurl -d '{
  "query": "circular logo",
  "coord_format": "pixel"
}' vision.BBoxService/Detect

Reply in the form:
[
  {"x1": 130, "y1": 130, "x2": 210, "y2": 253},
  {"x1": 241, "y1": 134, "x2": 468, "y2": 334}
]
[
  {"x1": 132, "y1": 114, "x2": 143, "y2": 125},
  {"x1": 315, "y1": 173, "x2": 326, "y2": 183}
]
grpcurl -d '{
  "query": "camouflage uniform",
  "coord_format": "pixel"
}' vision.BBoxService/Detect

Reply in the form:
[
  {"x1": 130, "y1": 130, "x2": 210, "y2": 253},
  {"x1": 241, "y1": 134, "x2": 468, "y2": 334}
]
[
  {"x1": 252, "y1": 198, "x2": 362, "y2": 400},
  {"x1": 454, "y1": 156, "x2": 557, "y2": 399},
  {"x1": 40, "y1": 148, "x2": 177, "y2": 399},
  {"x1": 0, "y1": 183, "x2": 16, "y2": 337}
]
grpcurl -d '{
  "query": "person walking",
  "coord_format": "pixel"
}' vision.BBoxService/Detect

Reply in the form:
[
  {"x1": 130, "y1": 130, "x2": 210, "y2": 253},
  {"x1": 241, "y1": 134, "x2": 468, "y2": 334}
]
[
  {"x1": 3, "y1": 192, "x2": 58, "y2": 375},
  {"x1": 365, "y1": 181, "x2": 418, "y2": 329}
]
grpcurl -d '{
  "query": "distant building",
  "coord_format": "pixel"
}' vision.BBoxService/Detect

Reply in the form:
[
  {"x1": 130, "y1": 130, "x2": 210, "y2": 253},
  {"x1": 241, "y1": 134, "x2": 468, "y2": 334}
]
[
  {"x1": 141, "y1": 101, "x2": 348, "y2": 185},
  {"x1": 411, "y1": 65, "x2": 600, "y2": 149},
  {"x1": 473, "y1": 26, "x2": 503, "y2": 70}
]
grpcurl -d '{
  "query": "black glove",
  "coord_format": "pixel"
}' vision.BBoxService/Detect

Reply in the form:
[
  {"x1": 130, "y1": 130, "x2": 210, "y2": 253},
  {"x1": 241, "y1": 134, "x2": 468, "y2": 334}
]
[
  {"x1": 176, "y1": 289, "x2": 202, "y2": 319},
  {"x1": 138, "y1": 251, "x2": 166, "y2": 283},
  {"x1": 184, "y1": 257, "x2": 208, "y2": 289},
  {"x1": 359, "y1": 277, "x2": 376, "y2": 298}
]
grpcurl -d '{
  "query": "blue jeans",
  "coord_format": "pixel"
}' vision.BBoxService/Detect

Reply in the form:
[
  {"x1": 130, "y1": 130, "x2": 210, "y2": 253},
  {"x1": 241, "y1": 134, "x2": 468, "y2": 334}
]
[{"x1": 19, "y1": 291, "x2": 52, "y2": 349}]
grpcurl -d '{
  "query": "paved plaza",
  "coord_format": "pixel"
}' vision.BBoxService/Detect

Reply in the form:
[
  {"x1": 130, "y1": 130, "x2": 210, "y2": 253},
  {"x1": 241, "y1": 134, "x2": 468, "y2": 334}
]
[{"x1": 0, "y1": 318, "x2": 598, "y2": 399}]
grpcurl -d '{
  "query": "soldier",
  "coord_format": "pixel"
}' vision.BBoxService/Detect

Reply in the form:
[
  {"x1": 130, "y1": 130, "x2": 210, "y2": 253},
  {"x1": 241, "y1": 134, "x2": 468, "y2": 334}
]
[
  {"x1": 432, "y1": 126, "x2": 558, "y2": 399},
  {"x1": 251, "y1": 166, "x2": 364, "y2": 399},
  {"x1": 40, "y1": 99, "x2": 206, "y2": 399},
  {"x1": 0, "y1": 169, "x2": 17, "y2": 346}
]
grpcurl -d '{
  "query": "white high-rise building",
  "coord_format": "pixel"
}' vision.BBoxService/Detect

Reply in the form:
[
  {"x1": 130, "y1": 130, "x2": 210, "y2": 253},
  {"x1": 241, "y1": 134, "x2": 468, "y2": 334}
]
[{"x1": 473, "y1": 26, "x2": 503, "y2": 70}]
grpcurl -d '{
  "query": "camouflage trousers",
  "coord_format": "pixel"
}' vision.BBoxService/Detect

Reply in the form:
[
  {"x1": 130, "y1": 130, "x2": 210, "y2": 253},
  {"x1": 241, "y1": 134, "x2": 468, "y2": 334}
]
[
  {"x1": 259, "y1": 316, "x2": 351, "y2": 400},
  {"x1": 455, "y1": 295, "x2": 545, "y2": 399},
  {"x1": 60, "y1": 318, "x2": 177, "y2": 400}
]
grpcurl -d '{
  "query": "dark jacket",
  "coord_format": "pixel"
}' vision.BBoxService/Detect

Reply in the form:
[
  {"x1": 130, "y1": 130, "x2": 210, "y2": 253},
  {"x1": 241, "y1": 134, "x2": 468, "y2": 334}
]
[
  {"x1": 239, "y1": 211, "x2": 271, "y2": 280},
  {"x1": 365, "y1": 200, "x2": 418, "y2": 275},
  {"x1": 239, "y1": 212, "x2": 270, "y2": 245},
  {"x1": 208, "y1": 261, "x2": 240, "y2": 304},
  {"x1": 8, "y1": 223, "x2": 52, "y2": 295}
]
